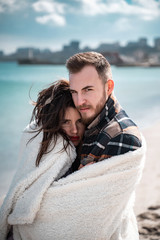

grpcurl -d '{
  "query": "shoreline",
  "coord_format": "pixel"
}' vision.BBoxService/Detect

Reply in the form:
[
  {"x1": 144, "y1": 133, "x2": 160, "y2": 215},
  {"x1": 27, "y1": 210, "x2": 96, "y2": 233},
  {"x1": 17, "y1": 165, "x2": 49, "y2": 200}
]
[
  {"x1": 134, "y1": 120, "x2": 160, "y2": 215},
  {"x1": 134, "y1": 121, "x2": 160, "y2": 239}
]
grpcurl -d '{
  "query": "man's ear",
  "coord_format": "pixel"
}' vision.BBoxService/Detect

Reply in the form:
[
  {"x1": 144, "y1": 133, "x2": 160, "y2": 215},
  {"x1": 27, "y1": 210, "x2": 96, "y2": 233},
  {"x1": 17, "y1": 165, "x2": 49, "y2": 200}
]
[{"x1": 106, "y1": 79, "x2": 114, "y2": 96}]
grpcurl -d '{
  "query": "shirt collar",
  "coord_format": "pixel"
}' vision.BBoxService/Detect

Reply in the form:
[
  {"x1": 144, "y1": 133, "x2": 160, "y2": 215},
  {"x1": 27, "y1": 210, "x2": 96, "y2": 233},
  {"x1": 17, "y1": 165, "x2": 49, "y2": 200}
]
[{"x1": 85, "y1": 94, "x2": 121, "y2": 134}]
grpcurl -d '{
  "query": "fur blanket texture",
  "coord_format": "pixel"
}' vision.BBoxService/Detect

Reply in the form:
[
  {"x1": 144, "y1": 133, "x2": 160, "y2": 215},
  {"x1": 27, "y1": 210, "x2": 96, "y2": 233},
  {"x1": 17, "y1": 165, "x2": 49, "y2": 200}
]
[{"x1": 0, "y1": 123, "x2": 146, "y2": 240}]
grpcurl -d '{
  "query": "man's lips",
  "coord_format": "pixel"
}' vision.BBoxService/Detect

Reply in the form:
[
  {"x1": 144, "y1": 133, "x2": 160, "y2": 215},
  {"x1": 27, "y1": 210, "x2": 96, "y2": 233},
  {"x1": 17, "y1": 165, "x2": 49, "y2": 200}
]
[{"x1": 78, "y1": 106, "x2": 90, "y2": 112}]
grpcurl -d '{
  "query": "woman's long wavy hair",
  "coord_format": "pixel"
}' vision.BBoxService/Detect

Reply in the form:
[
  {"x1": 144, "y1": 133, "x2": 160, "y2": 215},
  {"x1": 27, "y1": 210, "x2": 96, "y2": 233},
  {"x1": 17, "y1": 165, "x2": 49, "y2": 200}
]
[{"x1": 30, "y1": 79, "x2": 76, "y2": 166}]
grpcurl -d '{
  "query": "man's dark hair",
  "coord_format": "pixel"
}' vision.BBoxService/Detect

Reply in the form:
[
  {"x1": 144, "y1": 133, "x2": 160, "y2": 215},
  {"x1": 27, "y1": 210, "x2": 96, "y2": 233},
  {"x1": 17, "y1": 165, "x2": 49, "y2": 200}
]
[{"x1": 66, "y1": 52, "x2": 112, "y2": 83}]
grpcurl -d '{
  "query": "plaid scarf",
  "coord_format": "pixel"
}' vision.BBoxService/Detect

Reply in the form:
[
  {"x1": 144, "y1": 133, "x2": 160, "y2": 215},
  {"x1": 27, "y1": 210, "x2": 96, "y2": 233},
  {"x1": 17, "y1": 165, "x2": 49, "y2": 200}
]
[{"x1": 81, "y1": 95, "x2": 142, "y2": 166}]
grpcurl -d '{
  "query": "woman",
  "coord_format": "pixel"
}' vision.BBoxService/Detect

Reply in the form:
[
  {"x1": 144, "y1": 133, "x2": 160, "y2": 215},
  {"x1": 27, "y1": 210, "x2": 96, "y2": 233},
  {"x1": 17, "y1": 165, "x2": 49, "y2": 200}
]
[
  {"x1": 0, "y1": 79, "x2": 85, "y2": 240},
  {"x1": 30, "y1": 78, "x2": 85, "y2": 170}
]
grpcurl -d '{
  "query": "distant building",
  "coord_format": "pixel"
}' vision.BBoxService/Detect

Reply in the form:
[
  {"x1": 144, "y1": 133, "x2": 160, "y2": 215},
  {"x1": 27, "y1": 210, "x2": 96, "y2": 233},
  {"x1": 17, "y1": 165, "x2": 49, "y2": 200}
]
[
  {"x1": 16, "y1": 47, "x2": 41, "y2": 59},
  {"x1": 82, "y1": 46, "x2": 93, "y2": 52},
  {"x1": 96, "y1": 42, "x2": 120, "y2": 52},
  {"x1": 0, "y1": 51, "x2": 4, "y2": 57},
  {"x1": 154, "y1": 38, "x2": 160, "y2": 50},
  {"x1": 41, "y1": 49, "x2": 52, "y2": 54},
  {"x1": 63, "y1": 41, "x2": 80, "y2": 53},
  {"x1": 133, "y1": 49, "x2": 148, "y2": 62},
  {"x1": 138, "y1": 38, "x2": 147, "y2": 47},
  {"x1": 127, "y1": 38, "x2": 147, "y2": 48},
  {"x1": 126, "y1": 41, "x2": 138, "y2": 48},
  {"x1": 1, "y1": 37, "x2": 160, "y2": 65},
  {"x1": 100, "y1": 52, "x2": 123, "y2": 65},
  {"x1": 70, "y1": 41, "x2": 80, "y2": 51}
]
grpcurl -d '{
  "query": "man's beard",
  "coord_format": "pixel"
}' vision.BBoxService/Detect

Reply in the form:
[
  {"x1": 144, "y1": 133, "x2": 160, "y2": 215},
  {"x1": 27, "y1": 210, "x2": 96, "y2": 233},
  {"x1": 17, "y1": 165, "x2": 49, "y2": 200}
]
[{"x1": 78, "y1": 91, "x2": 107, "y2": 125}]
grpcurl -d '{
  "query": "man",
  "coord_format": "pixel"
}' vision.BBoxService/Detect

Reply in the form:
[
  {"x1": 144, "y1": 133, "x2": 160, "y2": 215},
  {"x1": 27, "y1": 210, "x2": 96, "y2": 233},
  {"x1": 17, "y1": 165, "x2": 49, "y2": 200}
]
[{"x1": 66, "y1": 51, "x2": 142, "y2": 167}]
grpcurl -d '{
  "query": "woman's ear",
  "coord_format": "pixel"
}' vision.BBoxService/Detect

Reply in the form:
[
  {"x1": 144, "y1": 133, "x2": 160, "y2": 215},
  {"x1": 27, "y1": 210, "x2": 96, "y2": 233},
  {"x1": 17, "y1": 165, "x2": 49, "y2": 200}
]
[{"x1": 106, "y1": 79, "x2": 114, "y2": 96}]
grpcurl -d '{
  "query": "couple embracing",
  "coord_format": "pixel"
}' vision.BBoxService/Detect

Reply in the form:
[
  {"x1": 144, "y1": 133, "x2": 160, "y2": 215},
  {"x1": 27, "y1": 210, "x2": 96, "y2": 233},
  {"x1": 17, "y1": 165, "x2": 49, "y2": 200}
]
[{"x1": 0, "y1": 52, "x2": 145, "y2": 240}]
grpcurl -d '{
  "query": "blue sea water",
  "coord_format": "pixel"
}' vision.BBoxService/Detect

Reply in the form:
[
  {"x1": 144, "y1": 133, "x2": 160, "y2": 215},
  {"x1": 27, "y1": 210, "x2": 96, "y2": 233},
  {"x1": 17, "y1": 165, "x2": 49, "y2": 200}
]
[{"x1": 0, "y1": 61, "x2": 160, "y2": 196}]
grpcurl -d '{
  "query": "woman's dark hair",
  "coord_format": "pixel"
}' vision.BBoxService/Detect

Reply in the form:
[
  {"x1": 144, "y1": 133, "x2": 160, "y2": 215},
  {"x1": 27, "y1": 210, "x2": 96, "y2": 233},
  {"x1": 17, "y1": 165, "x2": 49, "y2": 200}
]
[{"x1": 30, "y1": 79, "x2": 76, "y2": 166}]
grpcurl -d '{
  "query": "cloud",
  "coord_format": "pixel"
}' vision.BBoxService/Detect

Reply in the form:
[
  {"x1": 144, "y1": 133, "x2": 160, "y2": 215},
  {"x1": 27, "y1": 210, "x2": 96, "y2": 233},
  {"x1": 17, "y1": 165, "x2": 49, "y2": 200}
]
[
  {"x1": 80, "y1": 0, "x2": 107, "y2": 15},
  {"x1": 32, "y1": 0, "x2": 66, "y2": 26},
  {"x1": 132, "y1": 0, "x2": 160, "y2": 20},
  {"x1": 36, "y1": 14, "x2": 66, "y2": 26},
  {"x1": 80, "y1": 0, "x2": 160, "y2": 21},
  {"x1": 0, "y1": 0, "x2": 27, "y2": 12},
  {"x1": 32, "y1": 0, "x2": 64, "y2": 14}
]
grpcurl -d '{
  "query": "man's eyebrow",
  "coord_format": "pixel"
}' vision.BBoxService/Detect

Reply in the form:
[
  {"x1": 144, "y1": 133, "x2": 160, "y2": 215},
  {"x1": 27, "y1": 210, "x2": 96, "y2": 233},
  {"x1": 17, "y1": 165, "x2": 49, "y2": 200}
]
[
  {"x1": 70, "y1": 86, "x2": 94, "y2": 92},
  {"x1": 82, "y1": 86, "x2": 94, "y2": 90}
]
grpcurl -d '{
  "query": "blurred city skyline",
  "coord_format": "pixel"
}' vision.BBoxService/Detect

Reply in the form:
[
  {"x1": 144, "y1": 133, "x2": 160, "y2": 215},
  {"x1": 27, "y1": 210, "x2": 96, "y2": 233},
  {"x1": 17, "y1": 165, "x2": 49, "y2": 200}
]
[{"x1": 0, "y1": 0, "x2": 160, "y2": 54}]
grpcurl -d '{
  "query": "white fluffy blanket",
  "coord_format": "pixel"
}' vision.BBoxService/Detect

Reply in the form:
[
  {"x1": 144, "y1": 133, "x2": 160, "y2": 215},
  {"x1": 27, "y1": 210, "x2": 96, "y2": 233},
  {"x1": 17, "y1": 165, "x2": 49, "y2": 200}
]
[{"x1": 0, "y1": 124, "x2": 146, "y2": 240}]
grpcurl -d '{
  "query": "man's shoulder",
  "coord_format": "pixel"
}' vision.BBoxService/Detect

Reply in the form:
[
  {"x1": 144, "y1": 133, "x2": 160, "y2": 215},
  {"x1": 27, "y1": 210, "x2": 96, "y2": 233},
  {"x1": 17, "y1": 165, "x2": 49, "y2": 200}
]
[
  {"x1": 102, "y1": 109, "x2": 141, "y2": 139},
  {"x1": 98, "y1": 109, "x2": 141, "y2": 153},
  {"x1": 81, "y1": 108, "x2": 142, "y2": 165},
  {"x1": 106, "y1": 132, "x2": 142, "y2": 155}
]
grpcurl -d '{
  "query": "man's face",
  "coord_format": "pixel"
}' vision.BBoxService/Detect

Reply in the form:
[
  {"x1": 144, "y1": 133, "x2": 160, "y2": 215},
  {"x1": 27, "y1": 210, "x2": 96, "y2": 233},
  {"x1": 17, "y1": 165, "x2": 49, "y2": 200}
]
[{"x1": 69, "y1": 65, "x2": 109, "y2": 125}]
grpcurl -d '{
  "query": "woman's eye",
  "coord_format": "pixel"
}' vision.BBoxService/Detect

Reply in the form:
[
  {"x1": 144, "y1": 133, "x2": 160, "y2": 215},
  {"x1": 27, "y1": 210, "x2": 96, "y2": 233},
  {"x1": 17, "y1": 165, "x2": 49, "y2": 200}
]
[
  {"x1": 70, "y1": 90, "x2": 76, "y2": 95},
  {"x1": 77, "y1": 119, "x2": 84, "y2": 126},
  {"x1": 77, "y1": 119, "x2": 82, "y2": 123},
  {"x1": 63, "y1": 120, "x2": 70, "y2": 125}
]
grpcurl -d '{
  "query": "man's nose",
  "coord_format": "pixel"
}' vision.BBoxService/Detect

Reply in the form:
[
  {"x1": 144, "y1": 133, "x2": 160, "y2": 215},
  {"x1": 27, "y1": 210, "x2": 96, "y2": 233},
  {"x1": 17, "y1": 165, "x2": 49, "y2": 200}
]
[{"x1": 77, "y1": 94, "x2": 85, "y2": 106}]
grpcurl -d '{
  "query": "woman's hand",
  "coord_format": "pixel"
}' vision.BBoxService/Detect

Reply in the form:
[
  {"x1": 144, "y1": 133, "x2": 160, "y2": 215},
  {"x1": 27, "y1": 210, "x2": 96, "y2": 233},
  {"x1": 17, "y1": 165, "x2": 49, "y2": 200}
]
[{"x1": 78, "y1": 162, "x2": 94, "y2": 170}]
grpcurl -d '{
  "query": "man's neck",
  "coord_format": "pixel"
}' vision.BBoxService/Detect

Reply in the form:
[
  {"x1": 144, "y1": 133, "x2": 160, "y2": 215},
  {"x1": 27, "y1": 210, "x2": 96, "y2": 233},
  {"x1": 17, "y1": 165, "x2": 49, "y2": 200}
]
[{"x1": 86, "y1": 95, "x2": 121, "y2": 130}]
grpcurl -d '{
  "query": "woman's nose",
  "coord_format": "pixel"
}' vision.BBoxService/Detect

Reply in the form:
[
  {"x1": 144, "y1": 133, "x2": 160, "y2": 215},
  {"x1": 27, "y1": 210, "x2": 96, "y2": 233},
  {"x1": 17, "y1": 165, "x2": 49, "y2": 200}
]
[{"x1": 71, "y1": 123, "x2": 78, "y2": 134}]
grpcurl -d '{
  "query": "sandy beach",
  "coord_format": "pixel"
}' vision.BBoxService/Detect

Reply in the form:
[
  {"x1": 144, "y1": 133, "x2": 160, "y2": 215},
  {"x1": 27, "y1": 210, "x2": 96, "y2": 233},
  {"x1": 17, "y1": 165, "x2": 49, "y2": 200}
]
[
  {"x1": 135, "y1": 121, "x2": 160, "y2": 239},
  {"x1": 135, "y1": 121, "x2": 160, "y2": 214}
]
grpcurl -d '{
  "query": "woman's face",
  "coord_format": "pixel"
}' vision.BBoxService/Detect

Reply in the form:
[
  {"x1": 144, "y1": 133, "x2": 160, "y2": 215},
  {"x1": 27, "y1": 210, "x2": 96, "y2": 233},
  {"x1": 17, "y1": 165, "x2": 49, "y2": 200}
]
[{"x1": 61, "y1": 107, "x2": 85, "y2": 146}]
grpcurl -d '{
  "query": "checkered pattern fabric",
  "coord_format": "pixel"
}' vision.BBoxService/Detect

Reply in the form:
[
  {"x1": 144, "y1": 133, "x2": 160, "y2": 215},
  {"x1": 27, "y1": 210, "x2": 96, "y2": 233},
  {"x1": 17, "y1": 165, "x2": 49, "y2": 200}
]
[{"x1": 81, "y1": 95, "x2": 142, "y2": 166}]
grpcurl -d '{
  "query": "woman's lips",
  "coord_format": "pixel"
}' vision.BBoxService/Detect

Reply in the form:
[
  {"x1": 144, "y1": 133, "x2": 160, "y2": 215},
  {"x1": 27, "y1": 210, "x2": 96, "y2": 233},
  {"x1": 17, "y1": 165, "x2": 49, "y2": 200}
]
[{"x1": 70, "y1": 136, "x2": 80, "y2": 141}]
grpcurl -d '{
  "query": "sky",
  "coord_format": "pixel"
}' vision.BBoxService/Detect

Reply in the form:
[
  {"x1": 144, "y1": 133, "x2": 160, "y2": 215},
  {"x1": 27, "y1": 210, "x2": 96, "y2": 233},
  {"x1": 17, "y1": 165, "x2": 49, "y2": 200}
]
[{"x1": 0, "y1": 0, "x2": 160, "y2": 54}]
